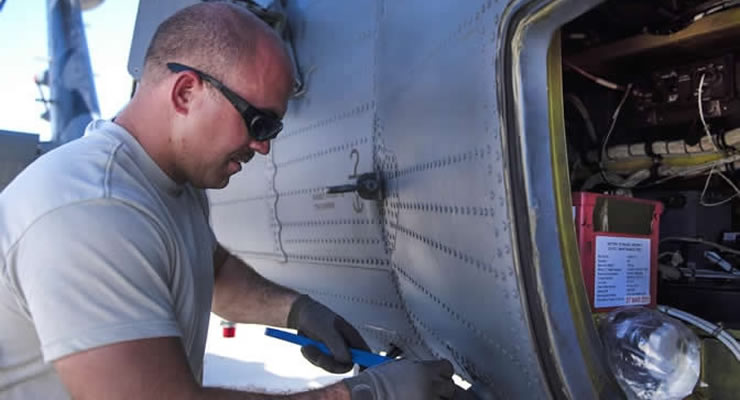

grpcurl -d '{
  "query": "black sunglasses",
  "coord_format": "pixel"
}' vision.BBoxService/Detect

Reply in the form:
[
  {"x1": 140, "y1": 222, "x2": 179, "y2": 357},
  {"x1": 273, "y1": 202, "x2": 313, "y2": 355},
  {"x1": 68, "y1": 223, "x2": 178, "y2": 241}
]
[{"x1": 167, "y1": 62, "x2": 283, "y2": 141}]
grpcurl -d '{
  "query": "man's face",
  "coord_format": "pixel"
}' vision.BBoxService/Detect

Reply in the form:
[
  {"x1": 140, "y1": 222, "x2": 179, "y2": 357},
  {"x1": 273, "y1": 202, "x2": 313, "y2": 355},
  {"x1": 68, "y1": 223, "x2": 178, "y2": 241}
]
[{"x1": 175, "y1": 43, "x2": 294, "y2": 189}]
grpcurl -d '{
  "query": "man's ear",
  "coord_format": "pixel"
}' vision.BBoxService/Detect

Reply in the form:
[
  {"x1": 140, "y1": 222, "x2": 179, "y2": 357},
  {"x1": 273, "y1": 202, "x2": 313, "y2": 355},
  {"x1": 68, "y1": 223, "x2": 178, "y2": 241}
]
[{"x1": 170, "y1": 71, "x2": 202, "y2": 115}]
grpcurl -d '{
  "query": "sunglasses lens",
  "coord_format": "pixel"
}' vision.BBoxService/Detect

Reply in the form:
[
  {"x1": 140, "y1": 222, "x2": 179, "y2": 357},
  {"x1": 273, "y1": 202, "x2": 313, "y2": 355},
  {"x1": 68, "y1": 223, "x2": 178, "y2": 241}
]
[{"x1": 250, "y1": 115, "x2": 283, "y2": 141}]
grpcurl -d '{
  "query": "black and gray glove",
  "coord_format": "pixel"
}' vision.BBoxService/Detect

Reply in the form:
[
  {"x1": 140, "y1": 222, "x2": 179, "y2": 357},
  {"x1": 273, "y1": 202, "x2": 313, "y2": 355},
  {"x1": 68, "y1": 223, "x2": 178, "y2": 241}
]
[
  {"x1": 343, "y1": 359, "x2": 456, "y2": 400},
  {"x1": 287, "y1": 295, "x2": 370, "y2": 373}
]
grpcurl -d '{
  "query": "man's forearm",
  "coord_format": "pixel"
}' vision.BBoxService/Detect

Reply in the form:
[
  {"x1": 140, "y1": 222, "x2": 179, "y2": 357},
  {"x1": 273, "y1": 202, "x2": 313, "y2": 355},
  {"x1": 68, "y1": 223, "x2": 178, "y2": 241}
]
[
  {"x1": 212, "y1": 252, "x2": 300, "y2": 327},
  {"x1": 197, "y1": 381, "x2": 350, "y2": 400}
]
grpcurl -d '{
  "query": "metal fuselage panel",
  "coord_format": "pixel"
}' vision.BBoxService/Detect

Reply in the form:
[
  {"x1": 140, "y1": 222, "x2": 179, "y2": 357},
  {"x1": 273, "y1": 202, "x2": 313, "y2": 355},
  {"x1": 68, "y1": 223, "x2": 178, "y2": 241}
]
[
  {"x1": 209, "y1": 0, "x2": 551, "y2": 397},
  {"x1": 0, "y1": 131, "x2": 39, "y2": 192}
]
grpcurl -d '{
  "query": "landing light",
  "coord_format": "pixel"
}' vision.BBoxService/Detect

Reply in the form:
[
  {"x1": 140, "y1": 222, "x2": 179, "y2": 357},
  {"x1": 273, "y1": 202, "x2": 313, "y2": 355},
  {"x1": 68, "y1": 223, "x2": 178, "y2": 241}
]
[{"x1": 600, "y1": 307, "x2": 700, "y2": 400}]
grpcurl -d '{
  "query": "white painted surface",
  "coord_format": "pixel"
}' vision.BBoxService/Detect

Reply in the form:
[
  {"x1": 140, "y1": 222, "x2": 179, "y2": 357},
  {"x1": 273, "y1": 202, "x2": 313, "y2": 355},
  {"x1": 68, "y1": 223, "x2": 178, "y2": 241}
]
[{"x1": 203, "y1": 314, "x2": 351, "y2": 394}]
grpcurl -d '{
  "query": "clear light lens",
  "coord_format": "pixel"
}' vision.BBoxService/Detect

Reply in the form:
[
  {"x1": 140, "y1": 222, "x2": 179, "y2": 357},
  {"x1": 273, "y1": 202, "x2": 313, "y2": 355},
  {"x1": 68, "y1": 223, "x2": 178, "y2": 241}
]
[{"x1": 600, "y1": 307, "x2": 701, "y2": 400}]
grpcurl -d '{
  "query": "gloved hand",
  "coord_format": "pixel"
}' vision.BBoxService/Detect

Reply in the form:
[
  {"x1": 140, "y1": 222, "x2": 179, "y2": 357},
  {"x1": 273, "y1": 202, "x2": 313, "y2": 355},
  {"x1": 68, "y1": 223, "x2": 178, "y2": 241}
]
[
  {"x1": 343, "y1": 359, "x2": 456, "y2": 400},
  {"x1": 287, "y1": 295, "x2": 370, "y2": 373}
]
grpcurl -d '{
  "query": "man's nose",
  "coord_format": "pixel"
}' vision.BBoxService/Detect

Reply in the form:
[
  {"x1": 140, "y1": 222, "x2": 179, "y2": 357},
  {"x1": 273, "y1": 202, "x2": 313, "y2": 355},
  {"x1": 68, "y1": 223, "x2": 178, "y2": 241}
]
[{"x1": 249, "y1": 139, "x2": 270, "y2": 155}]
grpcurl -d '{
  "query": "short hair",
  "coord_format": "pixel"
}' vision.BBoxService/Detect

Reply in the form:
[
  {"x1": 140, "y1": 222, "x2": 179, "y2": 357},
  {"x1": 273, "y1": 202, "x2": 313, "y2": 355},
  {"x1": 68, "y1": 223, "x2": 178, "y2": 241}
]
[{"x1": 141, "y1": 2, "x2": 260, "y2": 85}]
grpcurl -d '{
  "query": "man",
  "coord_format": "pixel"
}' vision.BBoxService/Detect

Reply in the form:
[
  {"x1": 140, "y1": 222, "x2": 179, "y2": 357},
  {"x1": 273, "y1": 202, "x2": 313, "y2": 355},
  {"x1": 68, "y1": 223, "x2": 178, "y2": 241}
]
[{"x1": 0, "y1": 2, "x2": 457, "y2": 399}]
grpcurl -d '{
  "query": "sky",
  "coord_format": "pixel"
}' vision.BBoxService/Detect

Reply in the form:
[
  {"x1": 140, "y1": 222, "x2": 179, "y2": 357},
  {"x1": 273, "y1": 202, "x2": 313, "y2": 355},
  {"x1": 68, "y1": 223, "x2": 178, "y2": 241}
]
[{"x1": 0, "y1": 0, "x2": 139, "y2": 141}]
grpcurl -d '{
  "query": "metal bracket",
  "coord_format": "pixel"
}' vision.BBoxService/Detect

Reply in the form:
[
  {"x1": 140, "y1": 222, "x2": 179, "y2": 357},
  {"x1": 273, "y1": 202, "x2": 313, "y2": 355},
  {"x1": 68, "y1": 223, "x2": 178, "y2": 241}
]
[{"x1": 326, "y1": 172, "x2": 384, "y2": 201}]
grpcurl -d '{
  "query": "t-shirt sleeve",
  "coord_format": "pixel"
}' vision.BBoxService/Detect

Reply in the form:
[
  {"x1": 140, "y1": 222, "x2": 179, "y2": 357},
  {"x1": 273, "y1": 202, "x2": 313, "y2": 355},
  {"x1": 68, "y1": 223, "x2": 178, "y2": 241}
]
[{"x1": 12, "y1": 200, "x2": 181, "y2": 362}]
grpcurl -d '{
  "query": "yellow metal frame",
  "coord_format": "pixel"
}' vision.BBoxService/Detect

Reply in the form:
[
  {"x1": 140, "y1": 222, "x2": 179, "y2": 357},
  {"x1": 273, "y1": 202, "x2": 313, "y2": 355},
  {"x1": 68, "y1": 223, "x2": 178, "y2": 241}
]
[{"x1": 547, "y1": 31, "x2": 616, "y2": 393}]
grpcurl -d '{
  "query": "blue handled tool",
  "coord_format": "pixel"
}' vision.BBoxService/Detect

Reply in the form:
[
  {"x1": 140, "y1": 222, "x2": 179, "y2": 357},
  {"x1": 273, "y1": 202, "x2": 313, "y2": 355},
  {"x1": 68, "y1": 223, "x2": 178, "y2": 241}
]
[{"x1": 264, "y1": 327, "x2": 391, "y2": 368}]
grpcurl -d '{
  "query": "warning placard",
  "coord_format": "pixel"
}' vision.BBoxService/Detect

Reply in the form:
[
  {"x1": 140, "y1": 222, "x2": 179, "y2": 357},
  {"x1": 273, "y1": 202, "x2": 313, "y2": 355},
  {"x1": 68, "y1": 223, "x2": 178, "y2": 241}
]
[{"x1": 594, "y1": 236, "x2": 651, "y2": 308}]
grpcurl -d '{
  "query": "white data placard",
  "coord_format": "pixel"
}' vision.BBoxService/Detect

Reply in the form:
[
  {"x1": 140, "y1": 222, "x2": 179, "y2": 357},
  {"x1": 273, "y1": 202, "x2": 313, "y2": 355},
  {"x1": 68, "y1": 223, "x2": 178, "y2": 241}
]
[{"x1": 594, "y1": 236, "x2": 651, "y2": 308}]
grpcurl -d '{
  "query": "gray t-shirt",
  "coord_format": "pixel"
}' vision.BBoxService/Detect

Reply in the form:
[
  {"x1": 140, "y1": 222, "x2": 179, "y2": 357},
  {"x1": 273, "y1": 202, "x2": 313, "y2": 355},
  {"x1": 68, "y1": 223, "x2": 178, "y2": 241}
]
[{"x1": 0, "y1": 120, "x2": 217, "y2": 399}]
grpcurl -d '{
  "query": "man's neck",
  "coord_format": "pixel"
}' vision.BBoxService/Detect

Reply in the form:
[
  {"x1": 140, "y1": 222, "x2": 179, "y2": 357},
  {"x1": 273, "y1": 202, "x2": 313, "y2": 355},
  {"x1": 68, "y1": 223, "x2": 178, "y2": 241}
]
[{"x1": 115, "y1": 94, "x2": 185, "y2": 184}]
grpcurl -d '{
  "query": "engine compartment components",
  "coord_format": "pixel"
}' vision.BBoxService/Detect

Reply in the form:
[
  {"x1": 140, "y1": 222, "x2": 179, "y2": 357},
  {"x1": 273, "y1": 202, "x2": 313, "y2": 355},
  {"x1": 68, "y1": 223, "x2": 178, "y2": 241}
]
[
  {"x1": 562, "y1": 1, "x2": 740, "y2": 398},
  {"x1": 633, "y1": 55, "x2": 738, "y2": 128}
]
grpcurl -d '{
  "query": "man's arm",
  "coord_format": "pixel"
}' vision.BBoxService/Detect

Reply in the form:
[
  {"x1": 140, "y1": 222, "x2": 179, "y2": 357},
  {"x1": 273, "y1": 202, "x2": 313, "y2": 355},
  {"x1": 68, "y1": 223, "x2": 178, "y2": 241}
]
[
  {"x1": 55, "y1": 336, "x2": 457, "y2": 400},
  {"x1": 212, "y1": 244, "x2": 299, "y2": 327},
  {"x1": 211, "y1": 245, "x2": 372, "y2": 373},
  {"x1": 55, "y1": 337, "x2": 350, "y2": 400}
]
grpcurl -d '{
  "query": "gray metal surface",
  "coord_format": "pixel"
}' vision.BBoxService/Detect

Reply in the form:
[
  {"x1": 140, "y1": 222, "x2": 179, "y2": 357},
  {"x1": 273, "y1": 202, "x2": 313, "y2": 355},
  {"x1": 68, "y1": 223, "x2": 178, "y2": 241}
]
[
  {"x1": 209, "y1": 154, "x2": 280, "y2": 257},
  {"x1": 126, "y1": 0, "x2": 622, "y2": 397},
  {"x1": 374, "y1": 2, "x2": 549, "y2": 397},
  {"x1": 209, "y1": 0, "x2": 552, "y2": 397},
  {"x1": 0, "y1": 131, "x2": 39, "y2": 192}
]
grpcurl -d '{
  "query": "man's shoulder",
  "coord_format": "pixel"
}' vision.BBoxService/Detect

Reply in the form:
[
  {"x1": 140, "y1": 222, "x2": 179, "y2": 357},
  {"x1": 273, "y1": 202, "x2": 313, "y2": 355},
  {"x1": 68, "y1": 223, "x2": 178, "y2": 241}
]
[
  {"x1": 0, "y1": 121, "x2": 169, "y2": 262},
  {"x1": 3, "y1": 198, "x2": 167, "y2": 254},
  {"x1": 3, "y1": 121, "x2": 124, "y2": 199},
  {"x1": 4, "y1": 119, "x2": 167, "y2": 211},
  {"x1": 24, "y1": 199, "x2": 168, "y2": 244}
]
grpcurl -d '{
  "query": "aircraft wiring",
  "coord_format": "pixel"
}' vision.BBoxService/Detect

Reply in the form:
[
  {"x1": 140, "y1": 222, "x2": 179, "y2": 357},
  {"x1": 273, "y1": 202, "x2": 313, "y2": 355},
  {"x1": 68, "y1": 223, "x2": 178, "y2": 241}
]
[
  {"x1": 658, "y1": 305, "x2": 740, "y2": 362},
  {"x1": 649, "y1": 0, "x2": 740, "y2": 34},
  {"x1": 699, "y1": 167, "x2": 740, "y2": 207},
  {"x1": 696, "y1": 72, "x2": 740, "y2": 207},
  {"x1": 660, "y1": 236, "x2": 740, "y2": 258},
  {"x1": 563, "y1": 61, "x2": 626, "y2": 91},
  {"x1": 564, "y1": 93, "x2": 598, "y2": 144},
  {"x1": 591, "y1": 76, "x2": 740, "y2": 192},
  {"x1": 698, "y1": 73, "x2": 718, "y2": 151},
  {"x1": 598, "y1": 83, "x2": 635, "y2": 188}
]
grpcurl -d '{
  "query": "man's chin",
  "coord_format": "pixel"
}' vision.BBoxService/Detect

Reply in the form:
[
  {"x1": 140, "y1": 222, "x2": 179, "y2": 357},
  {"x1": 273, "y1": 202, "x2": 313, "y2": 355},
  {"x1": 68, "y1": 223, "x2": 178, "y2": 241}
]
[
  {"x1": 212, "y1": 176, "x2": 230, "y2": 189},
  {"x1": 192, "y1": 175, "x2": 230, "y2": 189}
]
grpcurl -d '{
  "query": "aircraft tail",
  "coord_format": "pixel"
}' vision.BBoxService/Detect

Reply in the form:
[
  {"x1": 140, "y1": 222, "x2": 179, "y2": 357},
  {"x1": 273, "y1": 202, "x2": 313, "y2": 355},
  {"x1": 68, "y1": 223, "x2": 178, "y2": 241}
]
[{"x1": 46, "y1": 0, "x2": 100, "y2": 145}]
